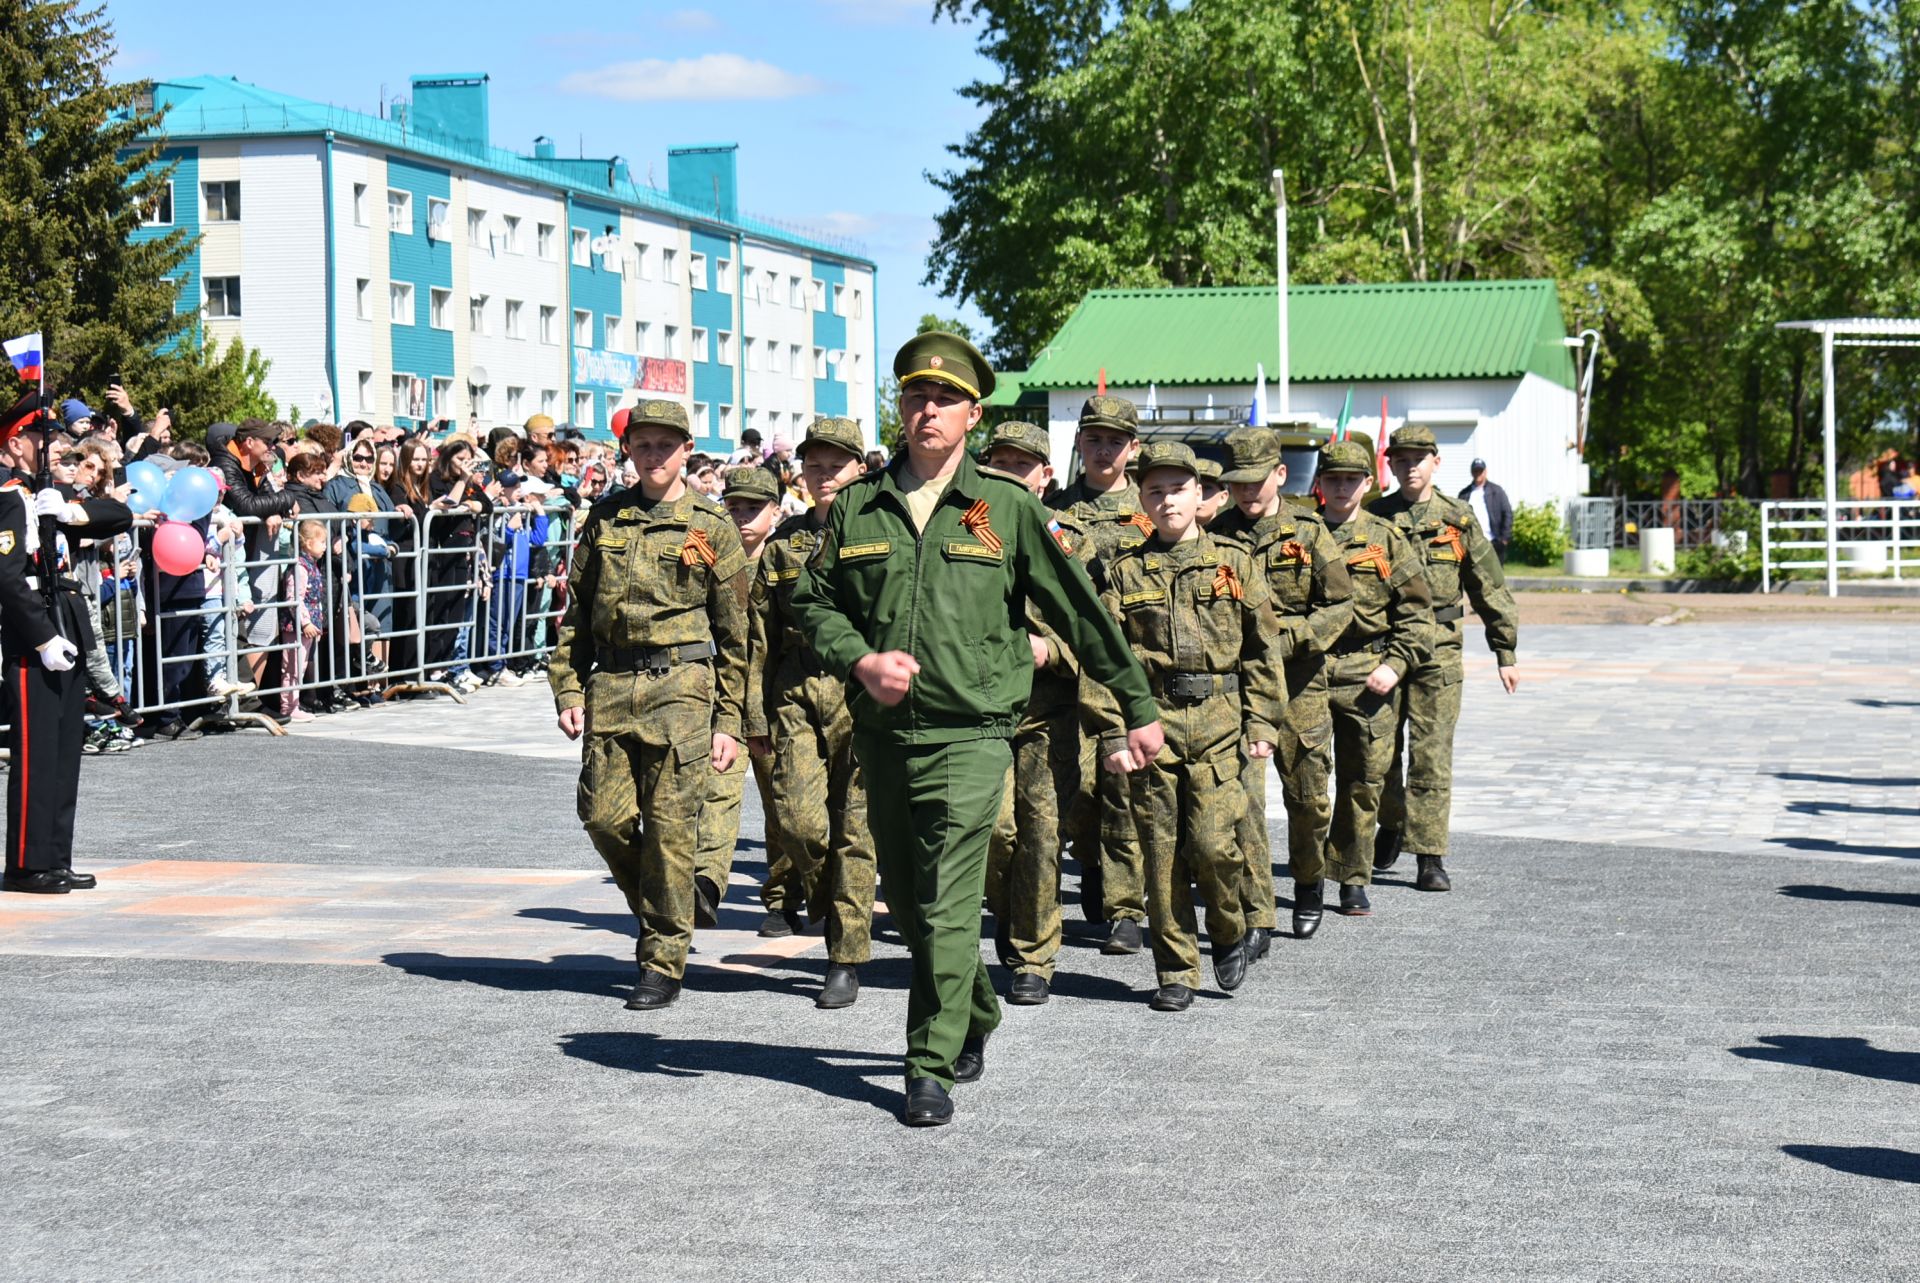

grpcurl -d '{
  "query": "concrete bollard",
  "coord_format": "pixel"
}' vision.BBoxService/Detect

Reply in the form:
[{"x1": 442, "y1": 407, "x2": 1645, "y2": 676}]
[
  {"x1": 1641, "y1": 528, "x2": 1676, "y2": 575},
  {"x1": 1564, "y1": 547, "x2": 1611, "y2": 577},
  {"x1": 1840, "y1": 543, "x2": 1889, "y2": 574}
]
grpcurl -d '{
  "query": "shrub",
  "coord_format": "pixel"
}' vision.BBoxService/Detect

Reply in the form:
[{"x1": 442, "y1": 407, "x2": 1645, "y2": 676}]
[{"x1": 1509, "y1": 501, "x2": 1568, "y2": 565}]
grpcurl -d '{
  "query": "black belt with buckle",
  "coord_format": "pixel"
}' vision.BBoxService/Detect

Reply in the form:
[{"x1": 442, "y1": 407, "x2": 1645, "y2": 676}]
[
  {"x1": 1329, "y1": 635, "x2": 1389, "y2": 657},
  {"x1": 1434, "y1": 604, "x2": 1465, "y2": 623},
  {"x1": 598, "y1": 640, "x2": 716, "y2": 674},
  {"x1": 1164, "y1": 671, "x2": 1240, "y2": 704}
]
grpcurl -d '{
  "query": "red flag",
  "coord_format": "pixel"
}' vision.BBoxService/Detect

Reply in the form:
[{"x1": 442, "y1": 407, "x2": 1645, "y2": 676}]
[{"x1": 1097, "y1": 367, "x2": 1106, "y2": 396}]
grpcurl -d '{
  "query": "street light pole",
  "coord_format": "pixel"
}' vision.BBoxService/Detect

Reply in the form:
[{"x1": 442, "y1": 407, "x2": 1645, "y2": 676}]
[{"x1": 1271, "y1": 169, "x2": 1289, "y2": 421}]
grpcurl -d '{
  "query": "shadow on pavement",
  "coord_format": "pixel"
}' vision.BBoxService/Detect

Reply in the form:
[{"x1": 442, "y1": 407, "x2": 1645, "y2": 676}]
[
  {"x1": 382, "y1": 952, "x2": 631, "y2": 999},
  {"x1": 1778, "y1": 884, "x2": 1920, "y2": 909},
  {"x1": 1730, "y1": 1035, "x2": 1920, "y2": 1086},
  {"x1": 1781, "y1": 1144, "x2": 1920, "y2": 1184},
  {"x1": 1773, "y1": 772, "x2": 1920, "y2": 788},
  {"x1": 1848, "y1": 698, "x2": 1920, "y2": 710},
  {"x1": 558, "y1": 1030, "x2": 902, "y2": 1116},
  {"x1": 1784, "y1": 800, "x2": 1920, "y2": 818},
  {"x1": 517, "y1": 903, "x2": 776, "y2": 936},
  {"x1": 1766, "y1": 836, "x2": 1920, "y2": 859}
]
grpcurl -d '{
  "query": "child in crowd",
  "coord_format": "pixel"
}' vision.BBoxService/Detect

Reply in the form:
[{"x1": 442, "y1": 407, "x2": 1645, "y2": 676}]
[{"x1": 282, "y1": 520, "x2": 328, "y2": 723}]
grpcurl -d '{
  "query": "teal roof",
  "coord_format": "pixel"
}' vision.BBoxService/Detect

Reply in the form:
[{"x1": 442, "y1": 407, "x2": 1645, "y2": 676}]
[
  {"x1": 137, "y1": 76, "x2": 873, "y2": 267},
  {"x1": 1025, "y1": 280, "x2": 1574, "y2": 391}
]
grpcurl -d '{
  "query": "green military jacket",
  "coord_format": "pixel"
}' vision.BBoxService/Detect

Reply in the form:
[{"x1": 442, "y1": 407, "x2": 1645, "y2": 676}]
[
  {"x1": 1093, "y1": 532, "x2": 1286, "y2": 758},
  {"x1": 1211, "y1": 506, "x2": 1356, "y2": 662},
  {"x1": 745, "y1": 509, "x2": 830, "y2": 739},
  {"x1": 548, "y1": 485, "x2": 749, "y2": 739},
  {"x1": 1047, "y1": 477, "x2": 1153, "y2": 591},
  {"x1": 1320, "y1": 507, "x2": 1435, "y2": 683},
  {"x1": 791, "y1": 451, "x2": 1158, "y2": 745},
  {"x1": 1368, "y1": 491, "x2": 1519, "y2": 667}
]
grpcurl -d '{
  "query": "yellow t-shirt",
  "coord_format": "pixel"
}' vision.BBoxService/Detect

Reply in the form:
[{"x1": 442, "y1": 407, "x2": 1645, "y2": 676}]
[{"x1": 896, "y1": 466, "x2": 954, "y2": 535}]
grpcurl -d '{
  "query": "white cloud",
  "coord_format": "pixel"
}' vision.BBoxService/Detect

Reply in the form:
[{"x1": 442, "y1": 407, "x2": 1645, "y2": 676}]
[
  {"x1": 662, "y1": 8, "x2": 721, "y2": 32},
  {"x1": 558, "y1": 54, "x2": 824, "y2": 103}
]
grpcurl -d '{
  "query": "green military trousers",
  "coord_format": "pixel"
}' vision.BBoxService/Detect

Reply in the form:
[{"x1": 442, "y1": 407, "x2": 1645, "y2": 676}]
[
  {"x1": 856, "y1": 733, "x2": 1009, "y2": 1089},
  {"x1": 1132, "y1": 744, "x2": 1248, "y2": 988},
  {"x1": 1323, "y1": 666, "x2": 1402, "y2": 887},
  {"x1": 986, "y1": 706, "x2": 1081, "y2": 980},
  {"x1": 771, "y1": 680, "x2": 876, "y2": 965},
  {"x1": 1377, "y1": 634, "x2": 1465, "y2": 858},
  {"x1": 749, "y1": 748, "x2": 804, "y2": 917}
]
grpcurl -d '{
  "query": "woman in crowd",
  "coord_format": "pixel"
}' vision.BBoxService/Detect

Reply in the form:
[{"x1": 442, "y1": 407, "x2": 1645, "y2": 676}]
[
  {"x1": 385, "y1": 438, "x2": 435, "y2": 681},
  {"x1": 425, "y1": 436, "x2": 495, "y2": 691},
  {"x1": 326, "y1": 440, "x2": 397, "y2": 694}
]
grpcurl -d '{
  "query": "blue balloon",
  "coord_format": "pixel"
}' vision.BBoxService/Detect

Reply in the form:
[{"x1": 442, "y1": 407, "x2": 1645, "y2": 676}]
[
  {"x1": 162, "y1": 466, "x2": 219, "y2": 523},
  {"x1": 125, "y1": 487, "x2": 158, "y2": 516},
  {"x1": 127, "y1": 459, "x2": 166, "y2": 498}
]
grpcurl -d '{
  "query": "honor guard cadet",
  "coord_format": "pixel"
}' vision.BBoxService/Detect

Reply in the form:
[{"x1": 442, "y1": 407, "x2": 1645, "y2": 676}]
[
  {"x1": 1311, "y1": 439, "x2": 1434, "y2": 922},
  {"x1": 1047, "y1": 394, "x2": 1153, "y2": 952},
  {"x1": 791, "y1": 332, "x2": 1161, "y2": 1128},
  {"x1": 1092, "y1": 443, "x2": 1285, "y2": 1012},
  {"x1": 1210, "y1": 426, "x2": 1355, "y2": 953},
  {"x1": 549, "y1": 399, "x2": 749, "y2": 1011},
  {"x1": 1, "y1": 393, "x2": 134, "y2": 893},
  {"x1": 979, "y1": 420, "x2": 1093, "y2": 1006},
  {"x1": 743, "y1": 416, "x2": 879, "y2": 1010},
  {"x1": 1369, "y1": 425, "x2": 1520, "y2": 891},
  {"x1": 710, "y1": 464, "x2": 808, "y2": 939}
]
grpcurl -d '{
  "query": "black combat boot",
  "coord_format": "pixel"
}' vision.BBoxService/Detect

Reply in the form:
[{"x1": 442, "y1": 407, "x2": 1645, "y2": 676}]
[
  {"x1": 1292, "y1": 880, "x2": 1324, "y2": 939},
  {"x1": 625, "y1": 969, "x2": 681, "y2": 1010},
  {"x1": 1416, "y1": 855, "x2": 1452, "y2": 892},
  {"x1": 1337, "y1": 883, "x2": 1372, "y2": 916},
  {"x1": 817, "y1": 963, "x2": 860, "y2": 1009},
  {"x1": 1374, "y1": 826, "x2": 1403, "y2": 871},
  {"x1": 1101, "y1": 918, "x2": 1144, "y2": 955},
  {"x1": 954, "y1": 1031, "x2": 990, "y2": 1084}
]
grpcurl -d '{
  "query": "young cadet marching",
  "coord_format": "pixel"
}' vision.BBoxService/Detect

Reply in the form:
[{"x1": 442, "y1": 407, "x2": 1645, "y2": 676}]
[
  {"x1": 743, "y1": 416, "x2": 878, "y2": 1010},
  {"x1": 1047, "y1": 394, "x2": 1154, "y2": 953},
  {"x1": 792, "y1": 333, "x2": 1160, "y2": 1128},
  {"x1": 979, "y1": 420, "x2": 1094, "y2": 1007},
  {"x1": 1209, "y1": 426, "x2": 1355, "y2": 948},
  {"x1": 1368, "y1": 425, "x2": 1520, "y2": 892},
  {"x1": 1092, "y1": 442, "x2": 1284, "y2": 1012},
  {"x1": 708, "y1": 464, "x2": 807, "y2": 939},
  {"x1": 549, "y1": 399, "x2": 749, "y2": 1011},
  {"x1": 1311, "y1": 439, "x2": 1434, "y2": 921}
]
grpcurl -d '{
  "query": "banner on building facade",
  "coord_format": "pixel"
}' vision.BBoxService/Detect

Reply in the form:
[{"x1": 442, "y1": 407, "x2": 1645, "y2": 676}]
[{"x1": 636, "y1": 357, "x2": 687, "y2": 395}]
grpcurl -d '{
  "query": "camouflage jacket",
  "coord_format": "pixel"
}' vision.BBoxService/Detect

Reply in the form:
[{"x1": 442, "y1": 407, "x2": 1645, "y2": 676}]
[
  {"x1": 1210, "y1": 505, "x2": 1355, "y2": 662},
  {"x1": 1319, "y1": 508, "x2": 1435, "y2": 683},
  {"x1": 1047, "y1": 477, "x2": 1154, "y2": 592},
  {"x1": 1368, "y1": 491, "x2": 1518, "y2": 666}
]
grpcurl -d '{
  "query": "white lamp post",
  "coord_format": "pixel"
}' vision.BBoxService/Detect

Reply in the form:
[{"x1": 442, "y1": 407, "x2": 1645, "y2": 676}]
[{"x1": 1271, "y1": 169, "x2": 1289, "y2": 421}]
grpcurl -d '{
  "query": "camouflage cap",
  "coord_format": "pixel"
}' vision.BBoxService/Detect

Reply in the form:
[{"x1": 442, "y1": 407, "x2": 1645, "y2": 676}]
[
  {"x1": 1318, "y1": 438, "x2": 1375, "y2": 475},
  {"x1": 722, "y1": 465, "x2": 780, "y2": 504},
  {"x1": 983, "y1": 420, "x2": 1051, "y2": 465},
  {"x1": 796, "y1": 415, "x2": 866, "y2": 462},
  {"x1": 1219, "y1": 426, "x2": 1283, "y2": 482},
  {"x1": 894, "y1": 331, "x2": 994, "y2": 400},
  {"x1": 1078, "y1": 395, "x2": 1139, "y2": 439},
  {"x1": 624, "y1": 398, "x2": 692, "y2": 440},
  {"x1": 1388, "y1": 424, "x2": 1438, "y2": 455},
  {"x1": 1133, "y1": 441, "x2": 1200, "y2": 481},
  {"x1": 1194, "y1": 457, "x2": 1223, "y2": 483}
]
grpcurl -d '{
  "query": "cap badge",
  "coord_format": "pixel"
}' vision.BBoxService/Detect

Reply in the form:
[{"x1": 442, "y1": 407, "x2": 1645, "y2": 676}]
[{"x1": 928, "y1": 355, "x2": 943, "y2": 368}]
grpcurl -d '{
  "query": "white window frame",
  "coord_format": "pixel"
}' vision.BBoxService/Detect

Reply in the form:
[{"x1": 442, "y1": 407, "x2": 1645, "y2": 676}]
[
  {"x1": 467, "y1": 207, "x2": 488, "y2": 248},
  {"x1": 691, "y1": 326, "x2": 708, "y2": 362},
  {"x1": 355, "y1": 278, "x2": 372, "y2": 321},
  {"x1": 505, "y1": 299, "x2": 523, "y2": 340},
  {"x1": 717, "y1": 331, "x2": 734, "y2": 365},
  {"x1": 470, "y1": 293, "x2": 489, "y2": 335},
  {"x1": 204, "y1": 276, "x2": 240, "y2": 318},
  {"x1": 719, "y1": 405, "x2": 734, "y2": 437},
  {"x1": 664, "y1": 325, "x2": 680, "y2": 359},
  {"x1": 813, "y1": 346, "x2": 826, "y2": 379},
  {"x1": 433, "y1": 376, "x2": 455, "y2": 418},
  {"x1": 540, "y1": 389, "x2": 558, "y2": 417},
  {"x1": 693, "y1": 401, "x2": 709, "y2": 432},
  {"x1": 351, "y1": 183, "x2": 368, "y2": 227},
  {"x1": 426, "y1": 197, "x2": 450, "y2": 241},
  {"x1": 466, "y1": 381, "x2": 486, "y2": 419},
  {"x1": 811, "y1": 279, "x2": 826, "y2": 312},
  {"x1": 716, "y1": 258, "x2": 733, "y2": 293},
  {"x1": 502, "y1": 214, "x2": 522, "y2": 254},
  {"x1": 634, "y1": 242, "x2": 652, "y2": 280},
  {"x1": 356, "y1": 371, "x2": 373, "y2": 412},
  {"x1": 573, "y1": 309, "x2": 593, "y2": 347},
  {"x1": 831, "y1": 283, "x2": 846, "y2": 316},
  {"x1": 388, "y1": 189, "x2": 412, "y2": 234},
  {"x1": 142, "y1": 181, "x2": 174, "y2": 227},
  {"x1": 789, "y1": 275, "x2": 804, "y2": 308},
  {"x1": 850, "y1": 287, "x2": 864, "y2": 320},
  {"x1": 745, "y1": 339, "x2": 760, "y2": 372},
  {"x1": 539, "y1": 305, "x2": 558, "y2": 346},
  {"x1": 430, "y1": 287, "x2": 451, "y2": 330},
  {"x1": 635, "y1": 320, "x2": 650, "y2": 355},
  {"x1": 203, "y1": 180, "x2": 240, "y2": 222},
  {"x1": 571, "y1": 228, "x2": 591, "y2": 267},
  {"x1": 689, "y1": 251, "x2": 708, "y2": 290},
  {"x1": 662, "y1": 248, "x2": 678, "y2": 284},
  {"x1": 536, "y1": 222, "x2": 556, "y2": 260},
  {"x1": 574, "y1": 391, "x2": 593, "y2": 425},
  {"x1": 606, "y1": 315, "x2": 623, "y2": 353},
  {"x1": 766, "y1": 339, "x2": 781, "y2": 374},
  {"x1": 390, "y1": 282, "x2": 414, "y2": 325},
  {"x1": 506, "y1": 386, "x2": 524, "y2": 420},
  {"x1": 790, "y1": 343, "x2": 804, "y2": 380}
]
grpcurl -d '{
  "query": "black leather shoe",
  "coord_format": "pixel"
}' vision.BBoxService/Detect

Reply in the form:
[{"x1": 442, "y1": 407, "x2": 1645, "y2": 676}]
[
  {"x1": 3, "y1": 871, "x2": 70, "y2": 894},
  {"x1": 1337, "y1": 883, "x2": 1373, "y2": 916},
  {"x1": 59, "y1": 868, "x2": 97, "y2": 890},
  {"x1": 1149, "y1": 983, "x2": 1194, "y2": 1012},
  {"x1": 817, "y1": 963, "x2": 860, "y2": 1009},
  {"x1": 1245, "y1": 926, "x2": 1272, "y2": 963},
  {"x1": 1292, "y1": 881, "x2": 1324, "y2": 939},
  {"x1": 1213, "y1": 938, "x2": 1249, "y2": 992},
  {"x1": 903, "y1": 1078, "x2": 954, "y2": 1127},
  {"x1": 1008, "y1": 972, "x2": 1050, "y2": 1005},
  {"x1": 954, "y1": 1031, "x2": 990, "y2": 1084},
  {"x1": 1374, "y1": 826, "x2": 1403, "y2": 871},
  {"x1": 1101, "y1": 918, "x2": 1144, "y2": 955},
  {"x1": 1416, "y1": 855, "x2": 1452, "y2": 892},
  {"x1": 624, "y1": 970, "x2": 681, "y2": 1010},
  {"x1": 692, "y1": 875, "x2": 722, "y2": 929},
  {"x1": 756, "y1": 908, "x2": 793, "y2": 938}
]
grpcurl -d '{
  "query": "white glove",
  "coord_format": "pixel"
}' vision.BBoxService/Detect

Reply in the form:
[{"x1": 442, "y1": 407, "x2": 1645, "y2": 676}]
[
  {"x1": 31, "y1": 491, "x2": 86, "y2": 524},
  {"x1": 35, "y1": 636, "x2": 77, "y2": 672}
]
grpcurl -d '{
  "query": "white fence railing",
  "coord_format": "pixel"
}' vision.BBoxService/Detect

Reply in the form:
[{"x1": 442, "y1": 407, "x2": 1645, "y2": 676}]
[{"x1": 1759, "y1": 500, "x2": 1920, "y2": 593}]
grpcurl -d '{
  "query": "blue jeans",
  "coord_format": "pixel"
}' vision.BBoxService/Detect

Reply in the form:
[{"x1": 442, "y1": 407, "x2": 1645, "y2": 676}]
[{"x1": 483, "y1": 577, "x2": 527, "y2": 673}]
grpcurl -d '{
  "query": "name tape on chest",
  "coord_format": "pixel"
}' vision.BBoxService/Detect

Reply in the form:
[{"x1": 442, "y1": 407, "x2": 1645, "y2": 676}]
[{"x1": 838, "y1": 540, "x2": 891, "y2": 561}]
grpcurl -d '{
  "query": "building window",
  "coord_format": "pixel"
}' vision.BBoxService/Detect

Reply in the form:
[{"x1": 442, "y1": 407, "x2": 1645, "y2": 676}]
[
  {"x1": 790, "y1": 343, "x2": 804, "y2": 379},
  {"x1": 204, "y1": 276, "x2": 241, "y2": 318},
  {"x1": 849, "y1": 353, "x2": 863, "y2": 381},
  {"x1": 505, "y1": 299, "x2": 523, "y2": 339},
  {"x1": 850, "y1": 287, "x2": 864, "y2": 320},
  {"x1": 664, "y1": 325, "x2": 680, "y2": 359},
  {"x1": 430, "y1": 287, "x2": 451, "y2": 329},
  {"x1": 468, "y1": 208, "x2": 487, "y2": 248},
  {"x1": 574, "y1": 391, "x2": 593, "y2": 425},
  {"x1": 831, "y1": 283, "x2": 846, "y2": 316},
  {"x1": 634, "y1": 242, "x2": 652, "y2": 279},
  {"x1": 466, "y1": 382, "x2": 485, "y2": 419},
  {"x1": 634, "y1": 320, "x2": 650, "y2": 355},
  {"x1": 506, "y1": 386, "x2": 524, "y2": 420},
  {"x1": 813, "y1": 346, "x2": 826, "y2": 378},
  {"x1": 426, "y1": 198, "x2": 450, "y2": 240},
  {"x1": 352, "y1": 183, "x2": 368, "y2": 227},
  {"x1": 662, "y1": 248, "x2": 678, "y2": 283},
  {"x1": 719, "y1": 405, "x2": 733, "y2": 437},
  {"x1": 388, "y1": 189, "x2": 411, "y2": 233},
  {"x1": 470, "y1": 294, "x2": 489, "y2": 335},
  {"x1": 606, "y1": 315, "x2": 623, "y2": 352},
  {"x1": 391, "y1": 374, "x2": 412, "y2": 417},
  {"x1": 693, "y1": 401, "x2": 708, "y2": 432},
  {"x1": 356, "y1": 371, "x2": 373, "y2": 412},
  {"x1": 571, "y1": 228, "x2": 590, "y2": 267},
  {"x1": 717, "y1": 331, "x2": 734, "y2": 365},
  {"x1": 606, "y1": 392, "x2": 622, "y2": 426},
  {"x1": 203, "y1": 180, "x2": 241, "y2": 222},
  {"x1": 830, "y1": 350, "x2": 847, "y2": 382},
  {"x1": 390, "y1": 282, "x2": 414, "y2": 324},
  {"x1": 355, "y1": 278, "x2": 371, "y2": 321},
  {"x1": 537, "y1": 222, "x2": 556, "y2": 259},
  {"x1": 811, "y1": 279, "x2": 826, "y2": 312},
  {"x1": 502, "y1": 214, "x2": 522, "y2": 254},
  {"x1": 791, "y1": 411, "x2": 806, "y2": 433},
  {"x1": 539, "y1": 305, "x2": 558, "y2": 345},
  {"x1": 540, "y1": 389, "x2": 558, "y2": 417},
  {"x1": 573, "y1": 309, "x2": 593, "y2": 346},
  {"x1": 716, "y1": 258, "x2": 733, "y2": 293},
  {"x1": 745, "y1": 338, "x2": 760, "y2": 372},
  {"x1": 142, "y1": 182, "x2": 174, "y2": 226},
  {"x1": 434, "y1": 377, "x2": 455, "y2": 418},
  {"x1": 789, "y1": 275, "x2": 804, "y2": 308},
  {"x1": 766, "y1": 339, "x2": 781, "y2": 374},
  {"x1": 745, "y1": 408, "x2": 758, "y2": 435},
  {"x1": 689, "y1": 252, "x2": 707, "y2": 290},
  {"x1": 691, "y1": 326, "x2": 708, "y2": 362}
]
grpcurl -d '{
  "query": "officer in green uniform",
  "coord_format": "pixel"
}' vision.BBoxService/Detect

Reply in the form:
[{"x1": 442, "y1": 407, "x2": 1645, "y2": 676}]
[
  {"x1": 791, "y1": 334, "x2": 1161, "y2": 1128},
  {"x1": 719, "y1": 465, "x2": 806, "y2": 938},
  {"x1": 1047, "y1": 395, "x2": 1154, "y2": 952},
  {"x1": 979, "y1": 420, "x2": 1093, "y2": 1007},
  {"x1": 1369, "y1": 425, "x2": 1520, "y2": 891},
  {"x1": 744, "y1": 416, "x2": 878, "y2": 1009},
  {"x1": 550, "y1": 399, "x2": 749, "y2": 1011},
  {"x1": 1312, "y1": 439, "x2": 1434, "y2": 921},
  {"x1": 1210, "y1": 426, "x2": 1355, "y2": 948}
]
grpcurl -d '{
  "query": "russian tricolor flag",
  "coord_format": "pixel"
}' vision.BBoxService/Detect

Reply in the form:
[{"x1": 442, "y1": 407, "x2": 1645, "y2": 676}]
[{"x1": 4, "y1": 332, "x2": 43, "y2": 384}]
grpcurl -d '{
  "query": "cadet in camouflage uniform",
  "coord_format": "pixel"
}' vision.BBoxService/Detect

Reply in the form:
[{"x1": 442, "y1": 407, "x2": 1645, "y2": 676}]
[
  {"x1": 1195, "y1": 457, "x2": 1229, "y2": 528},
  {"x1": 744, "y1": 416, "x2": 878, "y2": 1009},
  {"x1": 1312, "y1": 439, "x2": 1434, "y2": 922},
  {"x1": 1210, "y1": 426, "x2": 1355, "y2": 950},
  {"x1": 1369, "y1": 425, "x2": 1520, "y2": 892},
  {"x1": 980, "y1": 420, "x2": 1093, "y2": 1006},
  {"x1": 550, "y1": 399, "x2": 749, "y2": 1011},
  {"x1": 1094, "y1": 443, "x2": 1285, "y2": 1011},
  {"x1": 1047, "y1": 394, "x2": 1154, "y2": 953},
  {"x1": 717, "y1": 465, "x2": 807, "y2": 938}
]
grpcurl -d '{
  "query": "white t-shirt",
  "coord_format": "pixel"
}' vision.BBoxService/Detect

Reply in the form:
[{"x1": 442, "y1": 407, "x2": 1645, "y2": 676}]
[{"x1": 1468, "y1": 485, "x2": 1490, "y2": 533}]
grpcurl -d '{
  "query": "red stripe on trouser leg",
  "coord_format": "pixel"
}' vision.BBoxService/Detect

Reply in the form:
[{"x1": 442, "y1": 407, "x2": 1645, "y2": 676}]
[{"x1": 15, "y1": 666, "x2": 28, "y2": 870}]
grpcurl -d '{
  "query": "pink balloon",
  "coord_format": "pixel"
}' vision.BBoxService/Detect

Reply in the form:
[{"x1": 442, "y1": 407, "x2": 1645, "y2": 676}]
[{"x1": 151, "y1": 521, "x2": 206, "y2": 577}]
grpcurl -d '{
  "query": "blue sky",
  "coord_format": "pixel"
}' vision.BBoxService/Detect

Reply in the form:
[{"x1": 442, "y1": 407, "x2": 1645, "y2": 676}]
[{"x1": 108, "y1": 0, "x2": 993, "y2": 345}]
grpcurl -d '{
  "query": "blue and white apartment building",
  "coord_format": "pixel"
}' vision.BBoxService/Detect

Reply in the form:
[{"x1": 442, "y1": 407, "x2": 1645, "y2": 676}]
[{"x1": 130, "y1": 73, "x2": 880, "y2": 454}]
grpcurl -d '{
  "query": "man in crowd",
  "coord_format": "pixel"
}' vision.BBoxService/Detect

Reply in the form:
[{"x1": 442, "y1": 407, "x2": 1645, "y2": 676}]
[{"x1": 1459, "y1": 459, "x2": 1513, "y2": 562}]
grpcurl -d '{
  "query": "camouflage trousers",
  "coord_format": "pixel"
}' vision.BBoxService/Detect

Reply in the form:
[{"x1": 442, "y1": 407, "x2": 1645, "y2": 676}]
[
  {"x1": 1131, "y1": 737, "x2": 1248, "y2": 989},
  {"x1": 1377, "y1": 637, "x2": 1465, "y2": 858},
  {"x1": 1072, "y1": 725, "x2": 1147, "y2": 924},
  {"x1": 1323, "y1": 659, "x2": 1403, "y2": 886},
  {"x1": 576, "y1": 665, "x2": 715, "y2": 981},
  {"x1": 769, "y1": 675, "x2": 875, "y2": 965},
  {"x1": 695, "y1": 745, "x2": 804, "y2": 915},
  {"x1": 751, "y1": 751, "x2": 805, "y2": 914},
  {"x1": 987, "y1": 703, "x2": 1082, "y2": 979},
  {"x1": 1237, "y1": 657, "x2": 1333, "y2": 921}
]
